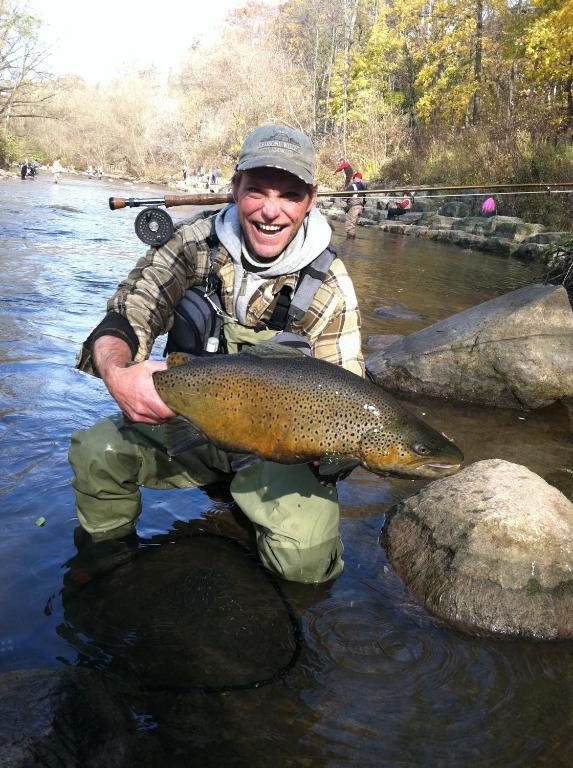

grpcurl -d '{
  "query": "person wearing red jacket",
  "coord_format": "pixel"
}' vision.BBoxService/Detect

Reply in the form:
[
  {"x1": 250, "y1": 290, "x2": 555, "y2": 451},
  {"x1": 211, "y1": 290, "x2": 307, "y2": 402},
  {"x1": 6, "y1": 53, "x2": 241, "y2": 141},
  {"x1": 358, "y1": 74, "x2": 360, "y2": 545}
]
[
  {"x1": 344, "y1": 172, "x2": 367, "y2": 238},
  {"x1": 334, "y1": 158, "x2": 354, "y2": 186}
]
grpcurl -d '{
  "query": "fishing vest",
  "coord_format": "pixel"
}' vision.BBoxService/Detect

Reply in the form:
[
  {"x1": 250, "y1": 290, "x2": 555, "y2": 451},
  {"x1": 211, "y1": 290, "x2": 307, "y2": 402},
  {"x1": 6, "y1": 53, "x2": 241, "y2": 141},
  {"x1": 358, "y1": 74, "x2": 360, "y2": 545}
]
[
  {"x1": 165, "y1": 213, "x2": 336, "y2": 356},
  {"x1": 347, "y1": 182, "x2": 366, "y2": 206}
]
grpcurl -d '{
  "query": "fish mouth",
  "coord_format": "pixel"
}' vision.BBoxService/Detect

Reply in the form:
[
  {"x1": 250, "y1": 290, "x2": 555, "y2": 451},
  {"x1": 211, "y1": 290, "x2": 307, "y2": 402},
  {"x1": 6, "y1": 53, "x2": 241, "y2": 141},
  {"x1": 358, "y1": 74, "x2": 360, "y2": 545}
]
[
  {"x1": 414, "y1": 462, "x2": 462, "y2": 478},
  {"x1": 367, "y1": 461, "x2": 462, "y2": 479}
]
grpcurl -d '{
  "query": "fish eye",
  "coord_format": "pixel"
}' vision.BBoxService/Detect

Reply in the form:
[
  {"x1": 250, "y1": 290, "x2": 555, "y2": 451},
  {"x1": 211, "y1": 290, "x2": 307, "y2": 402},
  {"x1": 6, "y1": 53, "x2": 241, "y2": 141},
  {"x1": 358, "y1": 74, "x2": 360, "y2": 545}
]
[{"x1": 413, "y1": 443, "x2": 431, "y2": 456}]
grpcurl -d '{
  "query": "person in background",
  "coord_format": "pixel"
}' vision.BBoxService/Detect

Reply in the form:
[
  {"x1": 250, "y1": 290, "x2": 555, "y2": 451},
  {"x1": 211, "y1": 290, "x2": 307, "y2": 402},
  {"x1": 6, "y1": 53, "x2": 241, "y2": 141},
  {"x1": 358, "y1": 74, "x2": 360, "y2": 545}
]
[
  {"x1": 334, "y1": 158, "x2": 354, "y2": 186},
  {"x1": 344, "y1": 172, "x2": 367, "y2": 238},
  {"x1": 481, "y1": 197, "x2": 496, "y2": 217},
  {"x1": 51, "y1": 159, "x2": 63, "y2": 184},
  {"x1": 386, "y1": 195, "x2": 412, "y2": 220},
  {"x1": 20, "y1": 160, "x2": 28, "y2": 180},
  {"x1": 69, "y1": 123, "x2": 364, "y2": 586}
]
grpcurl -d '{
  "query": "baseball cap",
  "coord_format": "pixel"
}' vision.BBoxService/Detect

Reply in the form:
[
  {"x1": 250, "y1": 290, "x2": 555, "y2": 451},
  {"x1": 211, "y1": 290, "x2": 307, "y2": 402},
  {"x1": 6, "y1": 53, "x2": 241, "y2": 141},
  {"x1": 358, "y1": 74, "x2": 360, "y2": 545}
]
[
  {"x1": 353, "y1": 172, "x2": 363, "y2": 180},
  {"x1": 236, "y1": 124, "x2": 316, "y2": 184}
]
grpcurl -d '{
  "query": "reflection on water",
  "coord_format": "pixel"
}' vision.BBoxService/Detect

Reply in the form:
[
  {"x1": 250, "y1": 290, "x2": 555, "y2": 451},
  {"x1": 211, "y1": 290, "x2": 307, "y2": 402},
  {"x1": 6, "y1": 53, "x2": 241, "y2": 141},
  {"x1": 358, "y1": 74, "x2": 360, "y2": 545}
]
[{"x1": 0, "y1": 175, "x2": 571, "y2": 766}]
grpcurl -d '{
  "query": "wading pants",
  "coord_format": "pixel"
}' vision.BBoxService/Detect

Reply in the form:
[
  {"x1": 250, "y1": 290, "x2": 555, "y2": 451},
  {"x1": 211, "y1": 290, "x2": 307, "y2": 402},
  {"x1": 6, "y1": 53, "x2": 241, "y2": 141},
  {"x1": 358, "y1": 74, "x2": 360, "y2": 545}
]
[
  {"x1": 68, "y1": 415, "x2": 344, "y2": 584},
  {"x1": 345, "y1": 203, "x2": 363, "y2": 237}
]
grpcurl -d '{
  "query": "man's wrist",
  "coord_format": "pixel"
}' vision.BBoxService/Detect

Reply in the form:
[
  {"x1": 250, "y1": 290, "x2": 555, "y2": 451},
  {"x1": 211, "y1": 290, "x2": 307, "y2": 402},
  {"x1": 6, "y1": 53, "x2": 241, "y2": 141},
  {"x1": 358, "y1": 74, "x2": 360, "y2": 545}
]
[{"x1": 93, "y1": 337, "x2": 132, "y2": 382}]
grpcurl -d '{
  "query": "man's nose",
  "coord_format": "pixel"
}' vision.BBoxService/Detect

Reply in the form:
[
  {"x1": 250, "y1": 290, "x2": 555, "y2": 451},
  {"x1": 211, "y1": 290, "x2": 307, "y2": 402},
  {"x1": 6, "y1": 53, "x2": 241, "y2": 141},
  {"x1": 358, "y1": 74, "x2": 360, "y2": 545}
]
[{"x1": 261, "y1": 197, "x2": 280, "y2": 218}]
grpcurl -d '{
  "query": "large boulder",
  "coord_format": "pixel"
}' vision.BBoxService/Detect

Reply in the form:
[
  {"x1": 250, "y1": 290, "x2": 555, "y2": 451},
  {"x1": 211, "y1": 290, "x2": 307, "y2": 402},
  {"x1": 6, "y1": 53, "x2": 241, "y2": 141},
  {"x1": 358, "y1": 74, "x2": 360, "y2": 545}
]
[
  {"x1": 366, "y1": 283, "x2": 573, "y2": 409},
  {"x1": 382, "y1": 459, "x2": 573, "y2": 639}
]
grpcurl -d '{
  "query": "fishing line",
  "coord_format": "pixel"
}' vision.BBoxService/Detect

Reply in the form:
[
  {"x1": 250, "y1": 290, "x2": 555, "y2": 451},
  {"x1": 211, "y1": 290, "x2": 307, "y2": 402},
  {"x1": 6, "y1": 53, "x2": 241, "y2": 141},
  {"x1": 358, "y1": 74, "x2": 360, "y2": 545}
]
[{"x1": 344, "y1": 189, "x2": 573, "y2": 201}]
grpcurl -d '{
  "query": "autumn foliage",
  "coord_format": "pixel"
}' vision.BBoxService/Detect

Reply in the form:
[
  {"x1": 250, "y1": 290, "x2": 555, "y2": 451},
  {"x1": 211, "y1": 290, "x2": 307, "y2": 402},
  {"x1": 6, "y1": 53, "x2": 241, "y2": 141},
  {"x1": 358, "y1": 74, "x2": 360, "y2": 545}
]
[{"x1": 1, "y1": 0, "x2": 572, "y2": 226}]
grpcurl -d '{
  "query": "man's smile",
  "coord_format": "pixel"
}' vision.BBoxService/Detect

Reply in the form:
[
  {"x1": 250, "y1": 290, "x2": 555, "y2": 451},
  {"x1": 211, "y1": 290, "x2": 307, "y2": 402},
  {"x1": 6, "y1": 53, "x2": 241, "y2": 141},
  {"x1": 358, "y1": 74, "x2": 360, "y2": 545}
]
[{"x1": 252, "y1": 222, "x2": 287, "y2": 237}]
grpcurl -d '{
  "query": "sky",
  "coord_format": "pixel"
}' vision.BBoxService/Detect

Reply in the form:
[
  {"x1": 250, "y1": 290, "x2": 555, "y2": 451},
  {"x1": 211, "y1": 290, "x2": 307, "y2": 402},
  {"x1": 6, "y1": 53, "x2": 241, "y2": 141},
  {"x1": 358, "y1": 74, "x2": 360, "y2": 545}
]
[{"x1": 26, "y1": 0, "x2": 260, "y2": 84}]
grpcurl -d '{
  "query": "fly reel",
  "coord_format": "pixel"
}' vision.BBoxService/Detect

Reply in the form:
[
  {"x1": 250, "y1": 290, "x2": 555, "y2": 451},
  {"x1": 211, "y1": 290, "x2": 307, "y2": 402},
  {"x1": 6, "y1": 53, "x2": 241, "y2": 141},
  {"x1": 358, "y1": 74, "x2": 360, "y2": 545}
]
[{"x1": 134, "y1": 207, "x2": 175, "y2": 247}]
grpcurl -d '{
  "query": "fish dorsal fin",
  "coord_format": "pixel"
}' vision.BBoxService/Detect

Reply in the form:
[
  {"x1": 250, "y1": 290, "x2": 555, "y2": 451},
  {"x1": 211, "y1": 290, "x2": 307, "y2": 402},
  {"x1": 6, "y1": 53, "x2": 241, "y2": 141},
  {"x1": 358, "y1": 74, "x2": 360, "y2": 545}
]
[
  {"x1": 165, "y1": 417, "x2": 209, "y2": 455},
  {"x1": 242, "y1": 341, "x2": 306, "y2": 359},
  {"x1": 166, "y1": 352, "x2": 195, "y2": 368}
]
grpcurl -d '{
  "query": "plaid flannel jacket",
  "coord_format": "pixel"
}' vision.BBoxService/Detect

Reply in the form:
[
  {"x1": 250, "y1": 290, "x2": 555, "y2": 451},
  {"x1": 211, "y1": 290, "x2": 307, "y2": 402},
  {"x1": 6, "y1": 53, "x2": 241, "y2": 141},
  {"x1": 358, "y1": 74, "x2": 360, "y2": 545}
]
[{"x1": 77, "y1": 208, "x2": 364, "y2": 377}]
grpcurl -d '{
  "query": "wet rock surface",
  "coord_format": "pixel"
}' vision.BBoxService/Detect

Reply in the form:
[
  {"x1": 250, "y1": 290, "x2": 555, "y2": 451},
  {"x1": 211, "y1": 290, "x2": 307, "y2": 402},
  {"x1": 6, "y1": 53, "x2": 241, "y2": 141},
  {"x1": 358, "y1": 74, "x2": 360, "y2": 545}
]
[
  {"x1": 366, "y1": 283, "x2": 573, "y2": 409},
  {"x1": 382, "y1": 459, "x2": 573, "y2": 639}
]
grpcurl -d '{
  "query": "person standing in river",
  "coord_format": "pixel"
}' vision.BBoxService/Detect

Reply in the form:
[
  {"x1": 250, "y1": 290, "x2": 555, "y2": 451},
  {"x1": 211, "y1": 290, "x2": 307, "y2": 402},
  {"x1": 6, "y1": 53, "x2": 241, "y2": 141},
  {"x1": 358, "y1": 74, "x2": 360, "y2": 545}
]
[
  {"x1": 69, "y1": 123, "x2": 364, "y2": 585},
  {"x1": 51, "y1": 159, "x2": 63, "y2": 184},
  {"x1": 344, "y1": 172, "x2": 367, "y2": 238}
]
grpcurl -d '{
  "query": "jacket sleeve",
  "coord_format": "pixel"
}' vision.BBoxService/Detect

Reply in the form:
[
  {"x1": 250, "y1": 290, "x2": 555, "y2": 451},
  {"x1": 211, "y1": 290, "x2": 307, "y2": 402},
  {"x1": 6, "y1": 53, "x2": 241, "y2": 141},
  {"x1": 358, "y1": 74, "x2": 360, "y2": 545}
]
[{"x1": 76, "y1": 225, "x2": 200, "y2": 375}]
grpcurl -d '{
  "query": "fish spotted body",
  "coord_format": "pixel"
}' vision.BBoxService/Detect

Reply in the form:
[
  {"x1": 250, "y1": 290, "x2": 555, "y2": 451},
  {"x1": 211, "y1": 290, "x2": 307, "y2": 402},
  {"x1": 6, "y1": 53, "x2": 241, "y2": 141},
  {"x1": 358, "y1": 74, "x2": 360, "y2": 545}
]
[{"x1": 152, "y1": 344, "x2": 463, "y2": 479}]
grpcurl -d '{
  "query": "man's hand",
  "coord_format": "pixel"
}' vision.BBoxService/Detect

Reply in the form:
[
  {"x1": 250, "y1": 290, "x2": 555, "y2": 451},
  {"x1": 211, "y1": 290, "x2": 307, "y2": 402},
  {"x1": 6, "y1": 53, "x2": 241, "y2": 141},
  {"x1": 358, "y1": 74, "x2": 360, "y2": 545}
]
[
  {"x1": 105, "y1": 361, "x2": 176, "y2": 423},
  {"x1": 93, "y1": 336, "x2": 176, "y2": 424}
]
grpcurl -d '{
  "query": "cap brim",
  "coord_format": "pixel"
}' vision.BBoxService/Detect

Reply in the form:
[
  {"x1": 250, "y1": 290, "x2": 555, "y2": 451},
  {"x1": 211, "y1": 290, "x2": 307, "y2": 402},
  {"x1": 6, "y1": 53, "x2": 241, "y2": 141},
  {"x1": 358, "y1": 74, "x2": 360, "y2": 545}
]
[{"x1": 236, "y1": 156, "x2": 314, "y2": 185}]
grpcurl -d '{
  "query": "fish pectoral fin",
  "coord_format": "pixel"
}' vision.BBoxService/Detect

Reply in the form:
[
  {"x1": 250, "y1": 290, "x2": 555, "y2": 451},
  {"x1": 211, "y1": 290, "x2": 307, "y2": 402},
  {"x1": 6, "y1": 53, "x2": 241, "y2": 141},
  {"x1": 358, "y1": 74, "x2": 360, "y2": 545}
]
[
  {"x1": 166, "y1": 352, "x2": 196, "y2": 368},
  {"x1": 318, "y1": 455, "x2": 360, "y2": 478},
  {"x1": 230, "y1": 454, "x2": 264, "y2": 472},
  {"x1": 242, "y1": 341, "x2": 306, "y2": 359},
  {"x1": 165, "y1": 417, "x2": 209, "y2": 455}
]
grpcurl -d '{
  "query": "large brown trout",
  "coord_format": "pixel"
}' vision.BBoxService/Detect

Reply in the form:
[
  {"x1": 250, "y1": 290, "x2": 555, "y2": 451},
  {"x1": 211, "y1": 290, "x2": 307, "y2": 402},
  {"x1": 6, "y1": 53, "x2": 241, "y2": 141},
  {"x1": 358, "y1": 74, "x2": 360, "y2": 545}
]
[{"x1": 152, "y1": 343, "x2": 463, "y2": 479}]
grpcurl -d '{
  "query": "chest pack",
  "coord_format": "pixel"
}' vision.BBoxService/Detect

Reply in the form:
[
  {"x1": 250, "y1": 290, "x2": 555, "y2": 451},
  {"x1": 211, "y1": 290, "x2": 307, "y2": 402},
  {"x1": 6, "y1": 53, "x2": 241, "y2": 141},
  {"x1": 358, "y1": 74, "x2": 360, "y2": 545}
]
[{"x1": 165, "y1": 215, "x2": 337, "y2": 355}]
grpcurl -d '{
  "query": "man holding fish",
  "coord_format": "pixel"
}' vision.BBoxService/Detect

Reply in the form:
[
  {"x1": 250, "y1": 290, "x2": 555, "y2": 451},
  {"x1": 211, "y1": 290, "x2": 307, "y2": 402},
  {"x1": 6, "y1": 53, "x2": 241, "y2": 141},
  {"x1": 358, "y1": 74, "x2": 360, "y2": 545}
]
[{"x1": 70, "y1": 123, "x2": 462, "y2": 584}]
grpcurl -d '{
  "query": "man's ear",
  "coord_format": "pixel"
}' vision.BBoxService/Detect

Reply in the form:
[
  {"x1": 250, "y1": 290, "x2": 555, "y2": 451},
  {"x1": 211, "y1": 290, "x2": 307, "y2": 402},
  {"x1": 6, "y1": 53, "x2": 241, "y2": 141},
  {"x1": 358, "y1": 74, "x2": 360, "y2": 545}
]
[
  {"x1": 231, "y1": 171, "x2": 241, "y2": 203},
  {"x1": 307, "y1": 183, "x2": 318, "y2": 211}
]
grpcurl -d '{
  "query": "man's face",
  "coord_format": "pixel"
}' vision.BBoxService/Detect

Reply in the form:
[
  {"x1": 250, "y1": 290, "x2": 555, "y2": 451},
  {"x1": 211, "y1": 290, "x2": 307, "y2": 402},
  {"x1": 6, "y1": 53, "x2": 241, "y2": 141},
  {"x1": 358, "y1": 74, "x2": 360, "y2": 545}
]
[{"x1": 233, "y1": 167, "x2": 317, "y2": 260}]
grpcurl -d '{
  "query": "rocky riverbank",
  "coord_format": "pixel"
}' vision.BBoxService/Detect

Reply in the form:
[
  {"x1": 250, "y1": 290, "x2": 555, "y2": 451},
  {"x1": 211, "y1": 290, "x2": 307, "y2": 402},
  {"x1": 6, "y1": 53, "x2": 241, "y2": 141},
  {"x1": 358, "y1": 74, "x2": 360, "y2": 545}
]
[{"x1": 317, "y1": 195, "x2": 573, "y2": 279}]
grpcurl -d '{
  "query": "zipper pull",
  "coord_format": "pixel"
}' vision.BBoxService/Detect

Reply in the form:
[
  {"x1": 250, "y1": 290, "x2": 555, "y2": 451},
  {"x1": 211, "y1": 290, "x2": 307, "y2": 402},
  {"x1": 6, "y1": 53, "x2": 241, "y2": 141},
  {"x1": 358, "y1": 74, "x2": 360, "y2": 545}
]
[{"x1": 239, "y1": 273, "x2": 249, "y2": 297}]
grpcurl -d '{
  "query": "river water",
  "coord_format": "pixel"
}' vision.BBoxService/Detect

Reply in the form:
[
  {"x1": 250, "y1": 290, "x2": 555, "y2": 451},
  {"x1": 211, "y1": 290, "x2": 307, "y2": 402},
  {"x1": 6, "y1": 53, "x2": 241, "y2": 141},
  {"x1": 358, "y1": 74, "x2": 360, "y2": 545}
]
[{"x1": 0, "y1": 174, "x2": 571, "y2": 766}]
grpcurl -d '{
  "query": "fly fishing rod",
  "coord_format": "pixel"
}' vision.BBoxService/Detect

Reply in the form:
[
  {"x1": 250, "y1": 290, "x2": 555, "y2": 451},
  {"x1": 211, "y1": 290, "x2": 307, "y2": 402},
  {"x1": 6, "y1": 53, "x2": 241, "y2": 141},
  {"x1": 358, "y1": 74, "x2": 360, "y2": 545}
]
[
  {"x1": 109, "y1": 193, "x2": 233, "y2": 246},
  {"x1": 109, "y1": 182, "x2": 573, "y2": 247}
]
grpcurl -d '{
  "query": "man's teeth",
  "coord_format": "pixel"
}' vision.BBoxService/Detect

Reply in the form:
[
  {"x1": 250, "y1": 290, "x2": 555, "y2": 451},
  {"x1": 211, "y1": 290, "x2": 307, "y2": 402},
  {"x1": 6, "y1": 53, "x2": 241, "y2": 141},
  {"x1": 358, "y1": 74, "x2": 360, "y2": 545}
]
[{"x1": 256, "y1": 223, "x2": 283, "y2": 234}]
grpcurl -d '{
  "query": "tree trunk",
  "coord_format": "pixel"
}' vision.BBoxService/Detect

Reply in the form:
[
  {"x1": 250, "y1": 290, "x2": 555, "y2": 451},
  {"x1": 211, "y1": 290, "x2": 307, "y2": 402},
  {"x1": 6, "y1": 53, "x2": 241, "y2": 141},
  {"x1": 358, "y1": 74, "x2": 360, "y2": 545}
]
[
  {"x1": 566, "y1": 53, "x2": 573, "y2": 140},
  {"x1": 341, "y1": 0, "x2": 358, "y2": 157},
  {"x1": 472, "y1": 0, "x2": 483, "y2": 126}
]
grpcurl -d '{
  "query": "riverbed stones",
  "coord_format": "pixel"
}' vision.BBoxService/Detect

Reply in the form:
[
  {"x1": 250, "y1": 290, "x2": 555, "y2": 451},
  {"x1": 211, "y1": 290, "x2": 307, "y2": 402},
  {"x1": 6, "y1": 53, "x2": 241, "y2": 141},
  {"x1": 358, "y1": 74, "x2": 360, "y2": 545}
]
[
  {"x1": 382, "y1": 459, "x2": 573, "y2": 639},
  {"x1": 366, "y1": 283, "x2": 573, "y2": 409}
]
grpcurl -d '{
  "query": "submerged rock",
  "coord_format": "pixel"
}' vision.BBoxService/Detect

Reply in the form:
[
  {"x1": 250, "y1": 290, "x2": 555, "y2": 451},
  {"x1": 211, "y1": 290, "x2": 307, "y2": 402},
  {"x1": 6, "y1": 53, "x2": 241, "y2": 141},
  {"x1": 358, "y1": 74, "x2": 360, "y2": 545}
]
[
  {"x1": 61, "y1": 534, "x2": 299, "y2": 691},
  {"x1": 382, "y1": 459, "x2": 573, "y2": 639},
  {"x1": 366, "y1": 283, "x2": 573, "y2": 409}
]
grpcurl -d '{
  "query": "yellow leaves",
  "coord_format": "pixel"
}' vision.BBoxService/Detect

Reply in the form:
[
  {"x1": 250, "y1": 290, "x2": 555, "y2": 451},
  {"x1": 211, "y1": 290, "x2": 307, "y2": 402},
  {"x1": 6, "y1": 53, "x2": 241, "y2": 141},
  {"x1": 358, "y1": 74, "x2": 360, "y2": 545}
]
[{"x1": 522, "y1": 0, "x2": 573, "y2": 83}]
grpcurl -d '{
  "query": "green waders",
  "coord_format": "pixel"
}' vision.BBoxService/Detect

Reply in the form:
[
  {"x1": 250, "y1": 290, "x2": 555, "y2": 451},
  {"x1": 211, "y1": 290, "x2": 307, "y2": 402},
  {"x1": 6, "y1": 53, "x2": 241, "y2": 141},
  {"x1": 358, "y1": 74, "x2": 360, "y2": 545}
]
[
  {"x1": 69, "y1": 417, "x2": 343, "y2": 583},
  {"x1": 69, "y1": 323, "x2": 344, "y2": 584}
]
